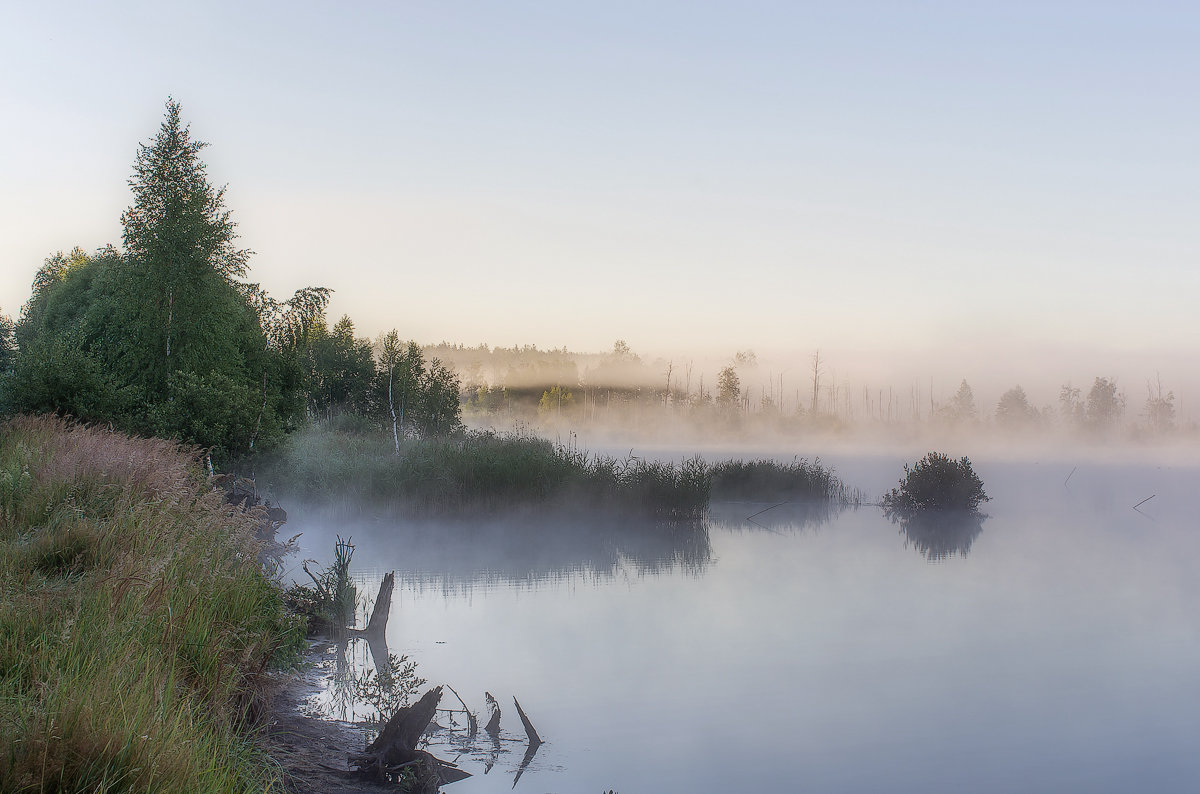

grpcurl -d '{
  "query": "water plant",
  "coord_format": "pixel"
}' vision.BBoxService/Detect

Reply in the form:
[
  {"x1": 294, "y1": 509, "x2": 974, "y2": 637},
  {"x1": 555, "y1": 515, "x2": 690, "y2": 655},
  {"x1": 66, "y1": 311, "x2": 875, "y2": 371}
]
[
  {"x1": 297, "y1": 534, "x2": 358, "y2": 635},
  {"x1": 710, "y1": 456, "x2": 857, "y2": 503}
]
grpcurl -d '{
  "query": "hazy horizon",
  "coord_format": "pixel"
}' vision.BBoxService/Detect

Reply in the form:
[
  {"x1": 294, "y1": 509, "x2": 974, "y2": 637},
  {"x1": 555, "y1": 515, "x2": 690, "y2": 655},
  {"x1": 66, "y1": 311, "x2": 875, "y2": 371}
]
[{"x1": 4, "y1": 3, "x2": 1197, "y2": 418}]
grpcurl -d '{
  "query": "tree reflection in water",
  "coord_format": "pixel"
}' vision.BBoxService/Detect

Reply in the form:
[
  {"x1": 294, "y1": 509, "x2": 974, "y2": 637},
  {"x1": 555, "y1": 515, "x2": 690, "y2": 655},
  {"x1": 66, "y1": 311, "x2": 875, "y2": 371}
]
[
  {"x1": 706, "y1": 499, "x2": 845, "y2": 534},
  {"x1": 369, "y1": 512, "x2": 713, "y2": 593},
  {"x1": 887, "y1": 509, "x2": 987, "y2": 561}
]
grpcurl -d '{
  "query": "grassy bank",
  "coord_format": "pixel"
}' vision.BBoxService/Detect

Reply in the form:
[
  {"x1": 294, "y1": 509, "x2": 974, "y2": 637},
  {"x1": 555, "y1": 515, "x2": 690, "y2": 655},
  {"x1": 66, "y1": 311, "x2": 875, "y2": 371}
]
[
  {"x1": 257, "y1": 425, "x2": 855, "y2": 517},
  {"x1": 0, "y1": 416, "x2": 301, "y2": 793}
]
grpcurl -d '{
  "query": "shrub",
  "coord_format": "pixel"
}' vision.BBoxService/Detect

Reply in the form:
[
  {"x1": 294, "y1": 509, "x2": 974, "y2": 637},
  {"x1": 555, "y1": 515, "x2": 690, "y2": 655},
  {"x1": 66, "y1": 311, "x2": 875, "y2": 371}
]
[{"x1": 882, "y1": 452, "x2": 988, "y2": 516}]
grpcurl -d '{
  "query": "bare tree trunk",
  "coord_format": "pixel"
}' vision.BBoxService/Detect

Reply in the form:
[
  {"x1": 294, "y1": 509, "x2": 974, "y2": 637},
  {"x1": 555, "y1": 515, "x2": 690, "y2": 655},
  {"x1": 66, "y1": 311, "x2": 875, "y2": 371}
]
[
  {"x1": 388, "y1": 363, "x2": 400, "y2": 456},
  {"x1": 165, "y1": 288, "x2": 173, "y2": 359},
  {"x1": 810, "y1": 350, "x2": 821, "y2": 414}
]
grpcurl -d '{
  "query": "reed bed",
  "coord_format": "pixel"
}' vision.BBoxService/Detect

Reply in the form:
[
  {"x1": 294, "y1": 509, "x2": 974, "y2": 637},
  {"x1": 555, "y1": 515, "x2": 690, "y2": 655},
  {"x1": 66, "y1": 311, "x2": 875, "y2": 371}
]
[
  {"x1": 261, "y1": 425, "x2": 855, "y2": 518},
  {"x1": 710, "y1": 457, "x2": 860, "y2": 504},
  {"x1": 0, "y1": 415, "x2": 301, "y2": 793}
]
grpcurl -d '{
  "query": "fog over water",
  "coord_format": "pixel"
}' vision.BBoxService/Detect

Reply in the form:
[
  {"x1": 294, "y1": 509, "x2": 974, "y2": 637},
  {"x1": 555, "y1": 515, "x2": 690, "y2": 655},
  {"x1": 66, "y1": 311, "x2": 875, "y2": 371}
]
[{"x1": 284, "y1": 450, "x2": 1200, "y2": 792}]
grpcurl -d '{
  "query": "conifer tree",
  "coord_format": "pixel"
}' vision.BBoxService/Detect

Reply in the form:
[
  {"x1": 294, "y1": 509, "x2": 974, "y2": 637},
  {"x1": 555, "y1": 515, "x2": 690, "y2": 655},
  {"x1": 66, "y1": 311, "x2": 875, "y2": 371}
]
[{"x1": 120, "y1": 98, "x2": 253, "y2": 394}]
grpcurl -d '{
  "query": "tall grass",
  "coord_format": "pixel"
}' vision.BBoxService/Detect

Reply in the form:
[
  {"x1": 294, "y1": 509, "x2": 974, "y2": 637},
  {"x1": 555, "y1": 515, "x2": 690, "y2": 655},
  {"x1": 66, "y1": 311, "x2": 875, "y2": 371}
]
[
  {"x1": 0, "y1": 416, "x2": 301, "y2": 793},
  {"x1": 259, "y1": 425, "x2": 855, "y2": 518},
  {"x1": 710, "y1": 457, "x2": 859, "y2": 504}
]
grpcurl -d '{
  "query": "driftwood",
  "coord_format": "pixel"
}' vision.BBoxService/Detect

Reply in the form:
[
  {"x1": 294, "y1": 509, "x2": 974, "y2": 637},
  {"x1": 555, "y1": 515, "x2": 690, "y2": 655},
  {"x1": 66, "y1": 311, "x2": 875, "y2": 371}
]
[
  {"x1": 445, "y1": 684, "x2": 478, "y2": 737},
  {"x1": 513, "y1": 697, "x2": 542, "y2": 746},
  {"x1": 484, "y1": 692, "x2": 501, "y2": 735},
  {"x1": 350, "y1": 686, "x2": 471, "y2": 789}
]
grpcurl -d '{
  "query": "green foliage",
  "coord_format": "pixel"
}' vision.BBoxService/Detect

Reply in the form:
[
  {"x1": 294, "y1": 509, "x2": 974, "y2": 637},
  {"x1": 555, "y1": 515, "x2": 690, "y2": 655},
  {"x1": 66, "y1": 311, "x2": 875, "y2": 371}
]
[
  {"x1": 5, "y1": 332, "x2": 138, "y2": 423},
  {"x1": 352, "y1": 654, "x2": 426, "y2": 723},
  {"x1": 307, "y1": 314, "x2": 377, "y2": 419},
  {"x1": 296, "y1": 536, "x2": 358, "y2": 634},
  {"x1": 373, "y1": 340, "x2": 463, "y2": 438},
  {"x1": 0, "y1": 309, "x2": 14, "y2": 374},
  {"x1": 710, "y1": 457, "x2": 855, "y2": 503},
  {"x1": 0, "y1": 415, "x2": 301, "y2": 792},
  {"x1": 4, "y1": 102, "x2": 324, "y2": 459},
  {"x1": 538, "y1": 385, "x2": 575, "y2": 414},
  {"x1": 882, "y1": 452, "x2": 988, "y2": 516}
]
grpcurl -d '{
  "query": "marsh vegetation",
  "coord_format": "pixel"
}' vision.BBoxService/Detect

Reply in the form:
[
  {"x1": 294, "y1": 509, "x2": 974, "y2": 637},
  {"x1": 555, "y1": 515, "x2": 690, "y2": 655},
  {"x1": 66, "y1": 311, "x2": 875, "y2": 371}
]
[{"x1": 260, "y1": 424, "x2": 856, "y2": 520}]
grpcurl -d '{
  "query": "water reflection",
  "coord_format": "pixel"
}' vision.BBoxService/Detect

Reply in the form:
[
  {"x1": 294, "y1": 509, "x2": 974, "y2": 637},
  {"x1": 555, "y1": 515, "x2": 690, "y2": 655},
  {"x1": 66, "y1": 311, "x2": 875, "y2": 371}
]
[
  {"x1": 706, "y1": 499, "x2": 845, "y2": 534},
  {"x1": 349, "y1": 512, "x2": 713, "y2": 592},
  {"x1": 888, "y1": 509, "x2": 987, "y2": 561},
  {"x1": 312, "y1": 632, "x2": 545, "y2": 789}
]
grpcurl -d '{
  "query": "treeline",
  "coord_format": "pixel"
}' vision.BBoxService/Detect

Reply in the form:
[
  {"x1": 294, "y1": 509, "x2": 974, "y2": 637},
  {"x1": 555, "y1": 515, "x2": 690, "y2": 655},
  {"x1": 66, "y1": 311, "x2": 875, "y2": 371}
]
[
  {"x1": 426, "y1": 341, "x2": 1187, "y2": 444},
  {"x1": 0, "y1": 100, "x2": 460, "y2": 460}
]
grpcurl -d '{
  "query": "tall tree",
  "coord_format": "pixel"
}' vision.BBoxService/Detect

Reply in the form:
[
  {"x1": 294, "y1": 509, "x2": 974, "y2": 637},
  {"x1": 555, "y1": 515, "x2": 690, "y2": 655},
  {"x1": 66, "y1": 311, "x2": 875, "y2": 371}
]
[
  {"x1": 995, "y1": 385, "x2": 1037, "y2": 429},
  {"x1": 120, "y1": 98, "x2": 252, "y2": 392},
  {"x1": 941, "y1": 379, "x2": 977, "y2": 425},
  {"x1": 6, "y1": 101, "x2": 324, "y2": 458},
  {"x1": 717, "y1": 366, "x2": 741, "y2": 408},
  {"x1": 1085, "y1": 376, "x2": 1123, "y2": 432}
]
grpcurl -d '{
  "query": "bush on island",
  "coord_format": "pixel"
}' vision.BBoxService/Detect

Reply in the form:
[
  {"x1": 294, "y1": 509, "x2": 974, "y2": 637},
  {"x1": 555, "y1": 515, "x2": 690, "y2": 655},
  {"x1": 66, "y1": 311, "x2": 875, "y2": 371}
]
[{"x1": 882, "y1": 452, "x2": 988, "y2": 517}]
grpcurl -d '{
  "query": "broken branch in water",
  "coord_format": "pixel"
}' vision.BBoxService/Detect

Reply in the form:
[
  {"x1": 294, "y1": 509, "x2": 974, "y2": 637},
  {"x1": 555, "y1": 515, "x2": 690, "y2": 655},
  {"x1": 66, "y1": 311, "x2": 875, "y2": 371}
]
[
  {"x1": 513, "y1": 697, "x2": 542, "y2": 746},
  {"x1": 301, "y1": 560, "x2": 332, "y2": 603},
  {"x1": 484, "y1": 692, "x2": 501, "y2": 735},
  {"x1": 446, "y1": 683, "x2": 478, "y2": 736}
]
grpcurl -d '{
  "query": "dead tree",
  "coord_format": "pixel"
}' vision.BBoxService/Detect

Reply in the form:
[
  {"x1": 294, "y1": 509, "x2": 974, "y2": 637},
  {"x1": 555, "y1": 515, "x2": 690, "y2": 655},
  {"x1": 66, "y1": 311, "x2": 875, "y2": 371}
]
[
  {"x1": 484, "y1": 692, "x2": 501, "y2": 736},
  {"x1": 513, "y1": 697, "x2": 542, "y2": 746},
  {"x1": 350, "y1": 686, "x2": 470, "y2": 790}
]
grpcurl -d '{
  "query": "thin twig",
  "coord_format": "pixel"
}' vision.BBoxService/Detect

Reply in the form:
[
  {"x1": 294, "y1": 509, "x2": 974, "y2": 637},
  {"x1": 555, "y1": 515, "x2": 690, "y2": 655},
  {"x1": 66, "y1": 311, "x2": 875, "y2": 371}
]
[
  {"x1": 745, "y1": 501, "x2": 788, "y2": 521},
  {"x1": 1132, "y1": 494, "x2": 1155, "y2": 510}
]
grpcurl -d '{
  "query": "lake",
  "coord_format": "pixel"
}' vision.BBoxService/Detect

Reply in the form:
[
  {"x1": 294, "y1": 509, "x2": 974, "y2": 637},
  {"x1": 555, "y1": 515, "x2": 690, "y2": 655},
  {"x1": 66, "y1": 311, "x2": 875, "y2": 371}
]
[{"x1": 286, "y1": 453, "x2": 1200, "y2": 793}]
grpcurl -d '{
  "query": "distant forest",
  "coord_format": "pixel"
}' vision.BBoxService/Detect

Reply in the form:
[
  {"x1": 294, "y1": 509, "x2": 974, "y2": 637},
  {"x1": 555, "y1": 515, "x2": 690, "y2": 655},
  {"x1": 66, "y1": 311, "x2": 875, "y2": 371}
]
[
  {"x1": 422, "y1": 341, "x2": 1188, "y2": 445},
  {"x1": 0, "y1": 101, "x2": 1190, "y2": 454}
]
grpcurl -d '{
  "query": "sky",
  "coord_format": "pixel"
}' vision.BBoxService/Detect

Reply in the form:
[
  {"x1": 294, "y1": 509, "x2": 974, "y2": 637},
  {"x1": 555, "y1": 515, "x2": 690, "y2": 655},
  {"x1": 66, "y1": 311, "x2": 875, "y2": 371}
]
[{"x1": 2, "y1": 1, "x2": 1197, "y2": 408}]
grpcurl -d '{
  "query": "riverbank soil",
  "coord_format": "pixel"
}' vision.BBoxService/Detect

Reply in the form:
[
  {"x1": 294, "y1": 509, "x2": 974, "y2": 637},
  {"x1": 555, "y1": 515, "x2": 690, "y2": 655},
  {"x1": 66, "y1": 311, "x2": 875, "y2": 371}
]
[{"x1": 261, "y1": 641, "x2": 385, "y2": 794}]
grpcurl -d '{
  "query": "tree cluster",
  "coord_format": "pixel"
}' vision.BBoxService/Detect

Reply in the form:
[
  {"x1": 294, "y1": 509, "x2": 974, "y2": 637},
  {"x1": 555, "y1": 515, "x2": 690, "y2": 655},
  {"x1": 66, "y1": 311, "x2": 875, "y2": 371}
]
[{"x1": 0, "y1": 100, "x2": 461, "y2": 459}]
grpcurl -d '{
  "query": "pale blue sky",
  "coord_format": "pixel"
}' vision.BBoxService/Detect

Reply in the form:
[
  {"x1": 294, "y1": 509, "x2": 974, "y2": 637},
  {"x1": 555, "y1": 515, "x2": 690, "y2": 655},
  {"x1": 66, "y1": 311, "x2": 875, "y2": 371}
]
[{"x1": 2, "y1": 2, "x2": 1197, "y2": 403}]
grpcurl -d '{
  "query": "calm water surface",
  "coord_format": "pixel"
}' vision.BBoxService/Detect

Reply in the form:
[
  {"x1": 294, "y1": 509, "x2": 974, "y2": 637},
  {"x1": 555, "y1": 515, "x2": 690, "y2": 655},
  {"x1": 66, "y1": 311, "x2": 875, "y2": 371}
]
[{"x1": 289, "y1": 455, "x2": 1200, "y2": 793}]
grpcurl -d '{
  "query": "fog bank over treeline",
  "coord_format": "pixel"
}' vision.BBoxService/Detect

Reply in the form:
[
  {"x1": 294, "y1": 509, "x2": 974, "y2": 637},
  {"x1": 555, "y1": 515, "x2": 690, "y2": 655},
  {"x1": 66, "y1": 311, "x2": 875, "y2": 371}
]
[{"x1": 420, "y1": 339, "x2": 1197, "y2": 456}]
